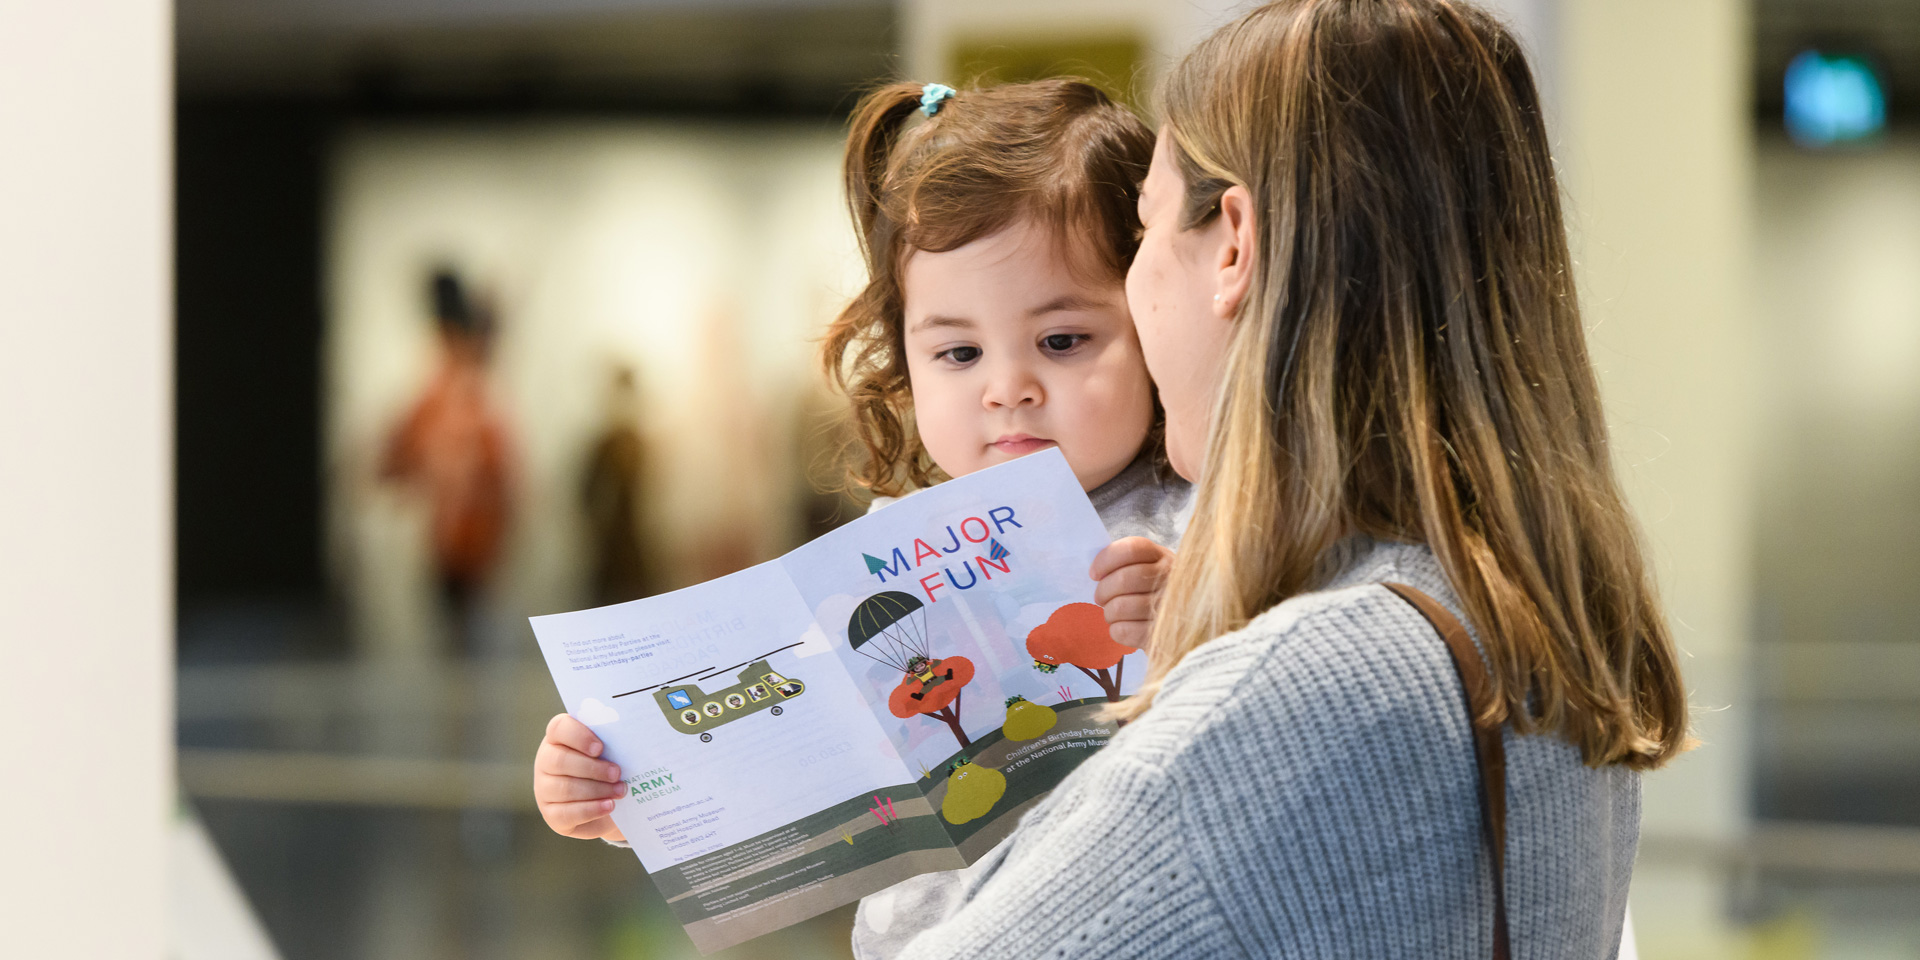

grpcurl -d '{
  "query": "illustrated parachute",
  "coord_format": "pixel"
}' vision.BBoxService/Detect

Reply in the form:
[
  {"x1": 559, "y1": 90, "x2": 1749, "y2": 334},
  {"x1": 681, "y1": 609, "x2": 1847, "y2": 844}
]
[{"x1": 847, "y1": 590, "x2": 930, "y2": 674}]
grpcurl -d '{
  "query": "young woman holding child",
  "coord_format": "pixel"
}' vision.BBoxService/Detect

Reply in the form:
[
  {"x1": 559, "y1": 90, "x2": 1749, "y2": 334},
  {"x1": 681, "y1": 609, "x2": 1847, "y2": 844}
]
[{"x1": 541, "y1": 1, "x2": 1691, "y2": 956}]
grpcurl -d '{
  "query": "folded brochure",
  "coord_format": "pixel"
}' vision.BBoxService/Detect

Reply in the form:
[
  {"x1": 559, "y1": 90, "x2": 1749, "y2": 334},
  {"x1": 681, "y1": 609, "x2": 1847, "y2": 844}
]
[{"x1": 528, "y1": 448, "x2": 1141, "y2": 953}]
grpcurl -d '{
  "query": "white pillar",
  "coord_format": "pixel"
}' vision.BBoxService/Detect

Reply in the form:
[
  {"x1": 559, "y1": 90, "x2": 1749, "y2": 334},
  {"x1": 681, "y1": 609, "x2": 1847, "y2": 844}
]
[
  {"x1": 1559, "y1": 0, "x2": 1756, "y2": 955},
  {"x1": 0, "y1": 1, "x2": 173, "y2": 956}
]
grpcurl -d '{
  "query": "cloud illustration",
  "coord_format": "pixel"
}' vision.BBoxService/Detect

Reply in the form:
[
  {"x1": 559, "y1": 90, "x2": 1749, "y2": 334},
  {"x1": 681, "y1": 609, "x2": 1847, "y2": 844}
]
[
  {"x1": 799, "y1": 593, "x2": 864, "y2": 658},
  {"x1": 574, "y1": 697, "x2": 620, "y2": 726},
  {"x1": 1012, "y1": 602, "x2": 1063, "y2": 638},
  {"x1": 795, "y1": 622, "x2": 834, "y2": 658}
]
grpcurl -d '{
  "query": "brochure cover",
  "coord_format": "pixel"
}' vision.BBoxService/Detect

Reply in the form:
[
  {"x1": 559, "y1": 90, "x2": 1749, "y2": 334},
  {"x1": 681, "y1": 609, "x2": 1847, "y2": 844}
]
[{"x1": 528, "y1": 449, "x2": 1142, "y2": 953}]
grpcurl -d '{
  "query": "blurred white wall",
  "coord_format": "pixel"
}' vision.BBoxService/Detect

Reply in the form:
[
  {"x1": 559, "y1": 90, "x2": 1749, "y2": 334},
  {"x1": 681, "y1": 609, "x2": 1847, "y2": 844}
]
[
  {"x1": 1753, "y1": 133, "x2": 1920, "y2": 812},
  {"x1": 324, "y1": 122, "x2": 864, "y2": 660},
  {"x1": 1755, "y1": 135, "x2": 1920, "y2": 478},
  {"x1": 0, "y1": 0, "x2": 171, "y2": 956}
]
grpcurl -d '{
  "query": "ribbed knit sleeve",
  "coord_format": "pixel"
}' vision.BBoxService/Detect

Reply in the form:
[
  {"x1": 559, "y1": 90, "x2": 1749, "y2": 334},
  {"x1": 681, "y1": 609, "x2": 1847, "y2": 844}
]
[
  {"x1": 892, "y1": 752, "x2": 1242, "y2": 960},
  {"x1": 888, "y1": 539, "x2": 1636, "y2": 960},
  {"x1": 1163, "y1": 586, "x2": 1504, "y2": 958}
]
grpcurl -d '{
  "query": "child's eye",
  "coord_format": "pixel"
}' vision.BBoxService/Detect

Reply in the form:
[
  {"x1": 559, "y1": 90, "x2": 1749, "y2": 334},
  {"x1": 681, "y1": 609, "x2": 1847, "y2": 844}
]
[
  {"x1": 1040, "y1": 333, "x2": 1090, "y2": 354},
  {"x1": 936, "y1": 345, "x2": 982, "y2": 365}
]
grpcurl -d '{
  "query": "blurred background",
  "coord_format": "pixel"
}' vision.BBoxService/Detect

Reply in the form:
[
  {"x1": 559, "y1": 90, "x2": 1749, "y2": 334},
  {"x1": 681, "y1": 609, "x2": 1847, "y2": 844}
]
[
  {"x1": 5, "y1": 0, "x2": 1917, "y2": 957},
  {"x1": 171, "y1": 0, "x2": 1920, "y2": 957}
]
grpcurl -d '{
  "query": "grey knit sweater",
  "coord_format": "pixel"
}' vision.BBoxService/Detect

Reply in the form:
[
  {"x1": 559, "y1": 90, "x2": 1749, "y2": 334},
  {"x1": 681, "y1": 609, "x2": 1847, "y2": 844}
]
[{"x1": 866, "y1": 536, "x2": 1638, "y2": 960}]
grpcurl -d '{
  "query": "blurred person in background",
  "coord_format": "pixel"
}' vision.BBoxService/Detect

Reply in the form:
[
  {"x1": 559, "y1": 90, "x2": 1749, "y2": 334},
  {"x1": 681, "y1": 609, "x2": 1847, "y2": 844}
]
[
  {"x1": 380, "y1": 269, "x2": 517, "y2": 656},
  {"x1": 581, "y1": 364, "x2": 657, "y2": 606}
]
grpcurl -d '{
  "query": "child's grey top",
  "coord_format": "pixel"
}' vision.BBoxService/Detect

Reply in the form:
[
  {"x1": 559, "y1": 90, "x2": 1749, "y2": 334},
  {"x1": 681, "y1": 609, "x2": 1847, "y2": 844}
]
[
  {"x1": 853, "y1": 453, "x2": 1192, "y2": 960},
  {"x1": 868, "y1": 536, "x2": 1639, "y2": 960}
]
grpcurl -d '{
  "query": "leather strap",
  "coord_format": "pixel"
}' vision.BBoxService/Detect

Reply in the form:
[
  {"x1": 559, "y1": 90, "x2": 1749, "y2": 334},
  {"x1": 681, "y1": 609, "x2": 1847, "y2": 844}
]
[{"x1": 1383, "y1": 582, "x2": 1511, "y2": 960}]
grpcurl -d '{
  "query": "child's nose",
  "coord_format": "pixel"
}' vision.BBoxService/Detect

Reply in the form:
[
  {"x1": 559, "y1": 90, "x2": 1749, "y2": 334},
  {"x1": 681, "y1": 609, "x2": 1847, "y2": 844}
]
[{"x1": 981, "y1": 360, "x2": 1043, "y2": 409}]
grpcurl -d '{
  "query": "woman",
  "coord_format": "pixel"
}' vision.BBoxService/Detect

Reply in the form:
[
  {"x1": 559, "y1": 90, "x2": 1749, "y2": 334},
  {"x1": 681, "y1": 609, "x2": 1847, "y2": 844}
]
[{"x1": 884, "y1": 2, "x2": 1688, "y2": 958}]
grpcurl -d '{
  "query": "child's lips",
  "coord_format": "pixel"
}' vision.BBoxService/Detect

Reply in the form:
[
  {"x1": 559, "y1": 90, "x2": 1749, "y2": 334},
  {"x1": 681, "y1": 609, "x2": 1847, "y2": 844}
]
[{"x1": 991, "y1": 435, "x2": 1056, "y2": 455}]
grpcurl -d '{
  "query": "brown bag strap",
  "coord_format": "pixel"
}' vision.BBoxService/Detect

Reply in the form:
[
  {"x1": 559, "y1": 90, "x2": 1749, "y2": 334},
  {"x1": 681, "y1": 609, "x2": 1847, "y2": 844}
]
[{"x1": 1383, "y1": 582, "x2": 1510, "y2": 960}]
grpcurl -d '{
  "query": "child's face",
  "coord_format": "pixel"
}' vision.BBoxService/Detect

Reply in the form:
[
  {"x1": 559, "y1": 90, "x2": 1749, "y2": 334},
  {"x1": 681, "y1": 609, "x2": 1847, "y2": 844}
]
[{"x1": 900, "y1": 218, "x2": 1154, "y2": 492}]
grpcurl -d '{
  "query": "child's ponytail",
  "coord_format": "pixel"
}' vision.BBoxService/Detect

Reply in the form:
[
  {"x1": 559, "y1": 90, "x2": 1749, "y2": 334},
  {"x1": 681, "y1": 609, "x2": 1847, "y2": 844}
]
[
  {"x1": 824, "y1": 82, "x2": 945, "y2": 499},
  {"x1": 841, "y1": 82, "x2": 928, "y2": 253}
]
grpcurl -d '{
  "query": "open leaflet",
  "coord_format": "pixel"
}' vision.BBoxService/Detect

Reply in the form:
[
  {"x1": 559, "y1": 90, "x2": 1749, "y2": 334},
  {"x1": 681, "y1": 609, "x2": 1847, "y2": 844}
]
[{"x1": 528, "y1": 449, "x2": 1142, "y2": 953}]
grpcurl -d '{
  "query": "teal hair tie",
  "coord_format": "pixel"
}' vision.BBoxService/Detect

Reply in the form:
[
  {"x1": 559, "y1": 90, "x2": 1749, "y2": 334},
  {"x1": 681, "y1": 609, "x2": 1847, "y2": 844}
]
[{"x1": 919, "y1": 83, "x2": 957, "y2": 118}]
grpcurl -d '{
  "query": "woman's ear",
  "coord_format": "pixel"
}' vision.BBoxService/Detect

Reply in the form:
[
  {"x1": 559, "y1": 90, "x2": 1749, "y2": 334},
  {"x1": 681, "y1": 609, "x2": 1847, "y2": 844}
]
[{"x1": 1212, "y1": 185, "x2": 1257, "y2": 319}]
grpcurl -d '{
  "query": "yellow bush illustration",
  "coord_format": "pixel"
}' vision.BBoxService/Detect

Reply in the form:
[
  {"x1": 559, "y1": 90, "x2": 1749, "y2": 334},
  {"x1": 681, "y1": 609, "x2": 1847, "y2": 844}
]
[
  {"x1": 1002, "y1": 695, "x2": 1057, "y2": 741},
  {"x1": 940, "y1": 759, "x2": 1006, "y2": 825}
]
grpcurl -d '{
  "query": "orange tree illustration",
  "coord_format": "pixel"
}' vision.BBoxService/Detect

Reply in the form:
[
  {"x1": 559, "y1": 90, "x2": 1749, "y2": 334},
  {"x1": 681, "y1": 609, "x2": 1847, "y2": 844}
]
[
  {"x1": 887, "y1": 654, "x2": 976, "y2": 749},
  {"x1": 1026, "y1": 602, "x2": 1137, "y2": 701},
  {"x1": 849, "y1": 591, "x2": 978, "y2": 749}
]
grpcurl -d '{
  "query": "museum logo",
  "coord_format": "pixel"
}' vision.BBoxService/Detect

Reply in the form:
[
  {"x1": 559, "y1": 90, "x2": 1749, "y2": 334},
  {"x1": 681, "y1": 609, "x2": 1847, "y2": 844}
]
[{"x1": 626, "y1": 767, "x2": 681, "y2": 804}]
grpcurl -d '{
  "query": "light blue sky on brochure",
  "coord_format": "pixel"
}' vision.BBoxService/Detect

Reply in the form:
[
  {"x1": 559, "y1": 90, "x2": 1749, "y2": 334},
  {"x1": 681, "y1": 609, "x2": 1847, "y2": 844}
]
[{"x1": 778, "y1": 449, "x2": 1127, "y2": 775}]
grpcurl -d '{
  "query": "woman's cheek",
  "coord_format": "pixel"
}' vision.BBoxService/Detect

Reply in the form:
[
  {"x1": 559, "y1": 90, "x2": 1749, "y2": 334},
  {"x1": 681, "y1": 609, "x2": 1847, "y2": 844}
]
[
  {"x1": 1163, "y1": 395, "x2": 1206, "y2": 482},
  {"x1": 1127, "y1": 277, "x2": 1176, "y2": 385},
  {"x1": 1123, "y1": 256, "x2": 1155, "y2": 333}
]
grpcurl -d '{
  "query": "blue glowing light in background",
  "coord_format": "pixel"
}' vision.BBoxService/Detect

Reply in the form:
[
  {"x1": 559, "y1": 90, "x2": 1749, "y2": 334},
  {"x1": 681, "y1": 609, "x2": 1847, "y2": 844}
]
[{"x1": 1785, "y1": 50, "x2": 1887, "y2": 147}]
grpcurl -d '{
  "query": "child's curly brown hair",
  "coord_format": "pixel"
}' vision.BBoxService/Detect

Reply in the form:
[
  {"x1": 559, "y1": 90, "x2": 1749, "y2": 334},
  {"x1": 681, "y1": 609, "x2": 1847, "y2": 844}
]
[{"x1": 821, "y1": 79, "x2": 1156, "y2": 498}]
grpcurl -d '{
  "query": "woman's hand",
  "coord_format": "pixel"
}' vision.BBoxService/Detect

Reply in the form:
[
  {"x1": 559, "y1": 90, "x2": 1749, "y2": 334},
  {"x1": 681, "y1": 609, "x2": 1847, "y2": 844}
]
[
  {"x1": 1090, "y1": 537, "x2": 1175, "y2": 649},
  {"x1": 534, "y1": 713, "x2": 628, "y2": 842}
]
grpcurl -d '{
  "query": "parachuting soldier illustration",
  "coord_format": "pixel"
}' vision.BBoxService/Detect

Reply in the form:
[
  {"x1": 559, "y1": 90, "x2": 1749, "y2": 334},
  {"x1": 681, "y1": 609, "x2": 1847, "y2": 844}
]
[
  {"x1": 621, "y1": 645, "x2": 806, "y2": 742},
  {"x1": 903, "y1": 654, "x2": 956, "y2": 696},
  {"x1": 849, "y1": 591, "x2": 976, "y2": 749}
]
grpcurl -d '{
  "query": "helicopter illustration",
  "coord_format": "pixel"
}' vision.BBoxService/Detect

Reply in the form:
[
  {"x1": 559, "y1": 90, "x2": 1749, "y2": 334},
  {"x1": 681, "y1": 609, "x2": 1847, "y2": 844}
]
[{"x1": 612, "y1": 643, "x2": 806, "y2": 743}]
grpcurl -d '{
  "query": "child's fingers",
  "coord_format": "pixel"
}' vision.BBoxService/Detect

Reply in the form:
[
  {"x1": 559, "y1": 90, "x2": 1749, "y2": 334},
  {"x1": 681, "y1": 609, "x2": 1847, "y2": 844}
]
[
  {"x1": 1101, "y1": 594, "x2": 1154, "y2": 625},
  {"x1": 536, "y1": 771, "x2": 629, "y2": 805},
  {"x1": 536, "y1": 743, "x2": 622, "y2": 783},
  {"x1": 1092, "y1": 561, "x2": 1167, "y2": 606},
  {"x1": 543, "y1": 798, "x2": 617, "y2": 834},
  {"x1": 1089, "y1": 537, "x2": 1165, "y2": 580},
  {"x1": 1108, "y1": 619, "x2": 1151, "y2": 649},
  {"x1": 544, "y1": 713, "x2": 604, "y2": 757}
]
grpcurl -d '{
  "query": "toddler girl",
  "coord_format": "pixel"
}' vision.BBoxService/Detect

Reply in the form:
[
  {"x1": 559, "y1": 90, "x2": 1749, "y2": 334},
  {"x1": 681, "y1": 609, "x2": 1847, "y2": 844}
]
[{"x1": 531, "y1": 78, "x2": 1187, "y2": 958}]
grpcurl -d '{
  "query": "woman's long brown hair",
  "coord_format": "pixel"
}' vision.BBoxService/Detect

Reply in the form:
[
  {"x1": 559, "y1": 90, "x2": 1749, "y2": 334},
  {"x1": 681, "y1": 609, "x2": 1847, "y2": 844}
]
[{"x1": 1111, "y1": 0, "x2": 1689, "y2": 770}]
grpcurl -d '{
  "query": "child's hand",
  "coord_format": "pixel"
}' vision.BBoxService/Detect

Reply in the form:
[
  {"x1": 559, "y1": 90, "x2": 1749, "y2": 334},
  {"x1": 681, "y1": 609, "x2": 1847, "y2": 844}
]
[
  {"x1": 1090, "y1": 537, "x2": 1175, "y2": 649},
  {"x1": 534, "y1": 713, "x2": 628, "y2": 842}
]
